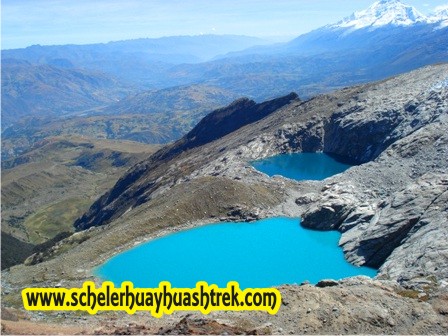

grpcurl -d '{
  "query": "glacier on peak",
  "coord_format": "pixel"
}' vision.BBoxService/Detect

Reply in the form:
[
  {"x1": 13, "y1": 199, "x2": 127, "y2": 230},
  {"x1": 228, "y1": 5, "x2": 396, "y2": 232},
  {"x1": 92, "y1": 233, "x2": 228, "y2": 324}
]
[
  {"x1": 429, "y1": 6, "x2": 448, "y2": 28},
  {"x1": 330, "y1": 0, "x2": 428, "y2": 30}
]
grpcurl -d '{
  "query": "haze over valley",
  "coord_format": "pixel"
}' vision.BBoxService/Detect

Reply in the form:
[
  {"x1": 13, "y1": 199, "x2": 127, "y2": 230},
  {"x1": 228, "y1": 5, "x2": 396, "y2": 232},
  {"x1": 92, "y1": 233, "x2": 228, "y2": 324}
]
[{"x1": 3, "y1": 0, "x2": 448, "y2": 159}]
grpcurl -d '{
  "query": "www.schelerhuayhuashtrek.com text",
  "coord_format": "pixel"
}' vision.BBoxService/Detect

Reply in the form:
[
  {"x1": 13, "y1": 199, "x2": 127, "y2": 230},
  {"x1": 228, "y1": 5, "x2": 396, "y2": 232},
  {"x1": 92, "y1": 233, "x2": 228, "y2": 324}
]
[{"x1": 22, "y1": 281, "x2": 281, "y2": 317}]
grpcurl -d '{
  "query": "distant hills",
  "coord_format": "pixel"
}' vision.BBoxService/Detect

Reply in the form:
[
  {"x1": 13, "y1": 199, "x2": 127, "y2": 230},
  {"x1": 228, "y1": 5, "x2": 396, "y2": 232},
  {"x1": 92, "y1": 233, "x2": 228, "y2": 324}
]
[
  {"x1": 2, "y1": 35, "x2": 267, "y2": 64},
  {"x1": 1, "y1": 59, "x2": 132, "y2": 127},
  {"x1": 4, "y1": 1, "x2": 447, "y2": 99},
  {"x1": 1, "y1": 35, "x2": 265, "y2": 158},
  {"x1": 2, "y1": 35, "x2": 268, "y2": 87},
  {"x1": 107, "y1": 84, "x2": 239, "y2": 116},
  {"x1": 2, "y1": 84, "x2": 239, "y2": 160},
  {"x1": 171, "y1": 1, "x2": 448, "y2": 99},
  {"x1": 2, "y1": 0, "x2": 448, "y2": 159}
]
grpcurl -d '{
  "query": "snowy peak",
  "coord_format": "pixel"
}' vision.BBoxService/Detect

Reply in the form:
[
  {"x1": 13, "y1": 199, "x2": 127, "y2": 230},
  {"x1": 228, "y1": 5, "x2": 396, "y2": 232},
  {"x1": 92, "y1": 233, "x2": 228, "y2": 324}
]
[
  {"x1": 429, "y1": 6, "x2": 448, "y2": 28},
  {"x1": 332, "y1": 0, "x2": 428, "y2": 30}
]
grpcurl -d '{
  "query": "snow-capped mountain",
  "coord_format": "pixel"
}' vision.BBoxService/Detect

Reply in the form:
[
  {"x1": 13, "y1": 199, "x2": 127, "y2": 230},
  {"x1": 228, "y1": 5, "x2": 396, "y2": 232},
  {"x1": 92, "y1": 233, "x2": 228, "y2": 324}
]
[
  {"x1": 429, "y1": 6, "x2": 448, "y2": 28},
  {"x1": 218, "y1": 0, "x2": 448, "y2": 75},
  {"x1": 281, "y1": 0, "x2": 448, "y2": 54},
  {"x1": 331, "y1": 0, "x2": 428, "y2": 30}
]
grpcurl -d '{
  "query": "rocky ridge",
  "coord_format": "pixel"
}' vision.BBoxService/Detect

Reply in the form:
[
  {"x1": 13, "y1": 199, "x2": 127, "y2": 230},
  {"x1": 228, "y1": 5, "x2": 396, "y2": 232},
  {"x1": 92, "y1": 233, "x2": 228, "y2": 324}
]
[{"x1": 74, "y1": 93, "x2": 299, "y2": 230}]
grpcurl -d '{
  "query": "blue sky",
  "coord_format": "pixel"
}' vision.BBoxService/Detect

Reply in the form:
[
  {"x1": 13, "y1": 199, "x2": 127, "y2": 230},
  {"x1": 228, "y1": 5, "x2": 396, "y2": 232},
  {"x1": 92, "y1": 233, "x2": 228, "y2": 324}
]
[{"x1": 2, "y1": 0, "x2": 447, "y2": 49}]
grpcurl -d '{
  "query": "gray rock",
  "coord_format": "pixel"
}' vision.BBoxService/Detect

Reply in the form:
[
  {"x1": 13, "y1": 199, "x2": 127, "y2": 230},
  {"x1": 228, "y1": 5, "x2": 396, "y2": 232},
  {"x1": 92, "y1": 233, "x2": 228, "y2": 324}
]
[
  {"x1": 316, "y1": 279, "x2": 339, "y2": 288},
  {"x1": 295, "y1": 193, "x2": 318, "y2": 205},
  {"x1": 341, "y1": 174, "x2": 448, "y2": 269}
]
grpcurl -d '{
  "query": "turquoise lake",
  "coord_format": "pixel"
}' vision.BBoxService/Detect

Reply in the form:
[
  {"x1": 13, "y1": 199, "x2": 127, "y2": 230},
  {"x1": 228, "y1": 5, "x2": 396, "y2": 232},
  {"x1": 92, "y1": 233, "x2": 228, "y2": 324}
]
[
  {"x1": 96, "y1": 217, "x2": 376, "y2": 288},
  {"x1": 252, "y1": 152, "x2": 353, "y2": 180},
  {"x1": 96, "y1": 153, "x2": 376, "y2": 288}
]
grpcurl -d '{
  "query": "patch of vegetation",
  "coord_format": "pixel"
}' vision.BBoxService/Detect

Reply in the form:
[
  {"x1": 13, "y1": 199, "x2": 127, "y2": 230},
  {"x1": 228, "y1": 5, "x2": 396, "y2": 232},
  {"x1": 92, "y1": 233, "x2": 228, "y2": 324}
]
[
  {"x1": 2, "y1": 114, "x2": 179, "y2": 160},
  {"x1": 397, "y1": 289, "x2": 429, "y2": 301},
  {"x1": 2, "y1": 136, "x2": 159, "y2": 248},
  {"x1": 23, "y1": 198, "x2": 92, "y2": 244},
  {"x1": 32, "y1": 231, "x2": 72, "y2": 255},
  {"x1": 1, "y1": 233, "x2": 34, "y2": 270},
  {"x1": 2, "y1": 84, "x2": 238, "y2": 161}
]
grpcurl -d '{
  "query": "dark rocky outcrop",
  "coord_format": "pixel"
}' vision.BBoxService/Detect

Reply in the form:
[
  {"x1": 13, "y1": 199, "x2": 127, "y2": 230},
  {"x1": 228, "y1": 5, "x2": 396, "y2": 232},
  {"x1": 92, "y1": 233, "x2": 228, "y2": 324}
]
[
  {"x1": 182, "y1": 93, "x2": 298, "y2": 150},
  {"x1": 1, "y1": 233, "x2": 34, "y2": 270},
  {"x1": 315, "y1": 279, "x2": 339, "y2": 288},
  {"x1": 74, "y1": 93, "x2": 298, "y2": 230},
  {"x1": 157, "y1": 315, "x2": 264, "y2": 335},
  {"x1": 324, "y1": 109, "x2": 404, "y2": 163}
]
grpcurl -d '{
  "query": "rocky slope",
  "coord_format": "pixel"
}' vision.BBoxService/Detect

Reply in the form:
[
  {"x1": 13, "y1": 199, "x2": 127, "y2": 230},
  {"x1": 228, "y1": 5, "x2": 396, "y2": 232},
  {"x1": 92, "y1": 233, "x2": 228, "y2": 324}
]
[
  {"x1": 74, "y1": 63, "x2": 448, "y2": 284},
  {"x1": 1, "y1": 137, "x2": 159, "y2": 269},
  {"x1": 74, "y1": 93, "x2": 298, "y2": 230}
]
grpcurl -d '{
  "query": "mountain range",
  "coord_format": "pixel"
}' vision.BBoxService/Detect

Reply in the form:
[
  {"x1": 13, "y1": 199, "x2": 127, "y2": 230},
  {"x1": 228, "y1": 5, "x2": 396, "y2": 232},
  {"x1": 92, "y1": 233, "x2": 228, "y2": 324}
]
[
  {"x1": 227, "y1": 0, "x2": 448, "y2": 56},
  {"x1": 2, "y1": 1, "x2": 446, "y2": 167},
  {"x1": 1, "y1": 35, "x2": 267, "y2": 88},
  {"x1": 332, "y1": 0, "x2": 440, "y2": 28},
  {"x1": 2, "y1": 1, "x2": 446, "y2": 99},
  {"x1": 2, "y1": 0, "x2": 448, "y2": 153},
  {"x1": 181, "y1": 0, "x2": 448, "y2": 99}
]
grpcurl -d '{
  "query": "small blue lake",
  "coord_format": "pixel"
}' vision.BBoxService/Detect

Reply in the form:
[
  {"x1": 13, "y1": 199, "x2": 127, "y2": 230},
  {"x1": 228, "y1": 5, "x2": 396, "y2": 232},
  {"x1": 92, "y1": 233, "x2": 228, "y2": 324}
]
[
  {"x1": 96, "y1": 218, "x2": 376, "y2": 288},
  {"x1": 96, "y1": 153, "x2": 375, "y2": 288},
  {"x1": 252, "y1": 152, "x2": 353, "y2": 181}
]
